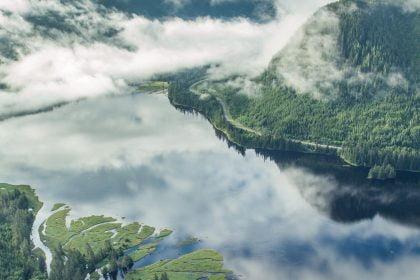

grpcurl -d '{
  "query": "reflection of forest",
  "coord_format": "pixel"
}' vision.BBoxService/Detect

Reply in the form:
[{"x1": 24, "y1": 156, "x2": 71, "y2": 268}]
[{"x1": 256, "y1": 149, "x2": 420, "y2": 229}]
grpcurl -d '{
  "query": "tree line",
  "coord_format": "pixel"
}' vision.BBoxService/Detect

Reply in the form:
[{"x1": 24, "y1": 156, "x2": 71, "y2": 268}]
[
  {"x1": 168, "y1": 71, "x2": 419, "y2": 176},
  {"x1": 0, "y1": 190, "x2": 47, "y2": 280}
]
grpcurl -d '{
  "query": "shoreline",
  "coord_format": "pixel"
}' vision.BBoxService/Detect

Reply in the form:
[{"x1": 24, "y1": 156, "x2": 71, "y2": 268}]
[
  {"x1": 169, "y1": 97, "x2": 344, "y2": 157},
  {"x1": 168, "y1": 89, "x2": 420, "y2": 176}
]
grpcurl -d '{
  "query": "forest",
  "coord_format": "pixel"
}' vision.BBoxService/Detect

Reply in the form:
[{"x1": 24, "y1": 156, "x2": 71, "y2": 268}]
[
  {"x1": 0, "y1": 185, "x2": 174, "y2": 280},
  {"x1": 0, "y1": 187, "x2": 47, "y2": 280},
  {"x1": 168, "y1": 0, "x2": 420, "y2": 178}
]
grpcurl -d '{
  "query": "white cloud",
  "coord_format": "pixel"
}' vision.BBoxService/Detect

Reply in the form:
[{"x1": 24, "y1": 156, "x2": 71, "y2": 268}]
[
  {"x1": 270, "y1": 2, "x2": 413, "y2": 99},
  {"x1": 0, "y1": 1, "x2": 419, "y2": 279},
  {"x1": 272, "y1": 8, "x2": 342, "y2": 99},
  {"x1": 0, "y1": 0, "x2": 30, "y2": 12},
  {"x1": 0, "y1": 0, "x2": 333, "y2": 119}
]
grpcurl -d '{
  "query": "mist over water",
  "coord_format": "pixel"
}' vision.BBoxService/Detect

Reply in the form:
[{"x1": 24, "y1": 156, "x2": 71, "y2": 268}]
[{"x1": 1, "y1": 93, "x2": 420, "y2": 280}]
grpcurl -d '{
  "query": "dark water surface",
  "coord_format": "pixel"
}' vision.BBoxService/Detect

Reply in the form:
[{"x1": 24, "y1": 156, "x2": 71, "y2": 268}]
[{"x1": 1, "y1": 93, "x2": 420, "y2": 280}]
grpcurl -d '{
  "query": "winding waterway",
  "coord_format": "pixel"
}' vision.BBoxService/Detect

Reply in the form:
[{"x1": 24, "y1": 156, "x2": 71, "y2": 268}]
[{"x1": 1, "y1": 92, "x2": 420, "y2": 280}]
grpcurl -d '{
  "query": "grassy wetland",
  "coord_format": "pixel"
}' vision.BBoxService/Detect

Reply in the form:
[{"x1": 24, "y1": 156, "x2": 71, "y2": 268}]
[{"x1": 39, "y1": 202, "x2": 232, "y2": 280}]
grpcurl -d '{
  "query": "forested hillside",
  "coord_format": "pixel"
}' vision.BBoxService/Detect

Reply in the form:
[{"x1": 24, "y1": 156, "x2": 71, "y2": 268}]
[
  {"x1": 0, "y1": 184, "x2": 47, "y2": 280},
  {"x1": 169, "y1": 0, "x2": 420, "y2": 177}
]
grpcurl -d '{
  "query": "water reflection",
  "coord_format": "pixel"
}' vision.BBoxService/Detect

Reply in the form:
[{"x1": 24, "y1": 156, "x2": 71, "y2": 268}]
[
  {"x1": 0, "y1": 93, "x2": 419, "y2": 280},
  {"x1": 257, "y1": 150, "x2": 420, "y2": 228}
]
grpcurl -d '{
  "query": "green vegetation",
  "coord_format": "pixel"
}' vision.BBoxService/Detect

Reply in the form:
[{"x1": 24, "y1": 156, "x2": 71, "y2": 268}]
[
  {"x1": 138, "y1": 81, "x2": 169, "y2": 93},
  {"x1": 0, "y1": 183, "x2": 43, "y2": 213},
  {"x1": 42, "y1": 208, "x2": 154, "y2": 279},
  {"x1": 130, "y1": 243, "x2": 159, "y2": 262},
  {"x1": 126, "y1": 249, "x2": 231, "y2": 280},
  {"x1": 368, "y1": 164, "x2": 397, "y2": 180},
  {"x1": 168, "y1": 0, "x2": 420, "y2": 177},
  {"x1": 170, "y1": 76, "x2": 339, "y2": 158},
  {"x1": 42, "y1": 206, "x2": 232, "y2": 280},
  {"x1": 42, "y1": 209, "x2": 121, "y2": 252},
  {"x1": 0, "y1": 184, "x2": 231, "y2": 280},
  {"x1": 176, "y1": 237, "x2": 200, "y2": 247},
  {"x1": 0, "y1": 184, "x2": 47, "y2": 280},
  {"x1": 157, "y1": 229, "x2": 173, "y2": 239},
  {"x1": 42, "y1": 208, "x2": 160, "y2": 255},
  {"x1": 90, "y1": 271, "x2": 101, "y2": 280},
  {"x1": 50, "y1": 203, "x2": 66, "y2": 211}
]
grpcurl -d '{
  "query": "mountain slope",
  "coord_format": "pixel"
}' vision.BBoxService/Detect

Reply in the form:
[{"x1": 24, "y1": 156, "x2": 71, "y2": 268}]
[
  {"x1": 269, "y1": 0, "x2": 419, "y2": 100},
  {"x1": 169, "y1": 0, "x2": 420, "y2": 176},
  {"x1": 337, "y1": 0, "x2": 419, "y2": 82}
]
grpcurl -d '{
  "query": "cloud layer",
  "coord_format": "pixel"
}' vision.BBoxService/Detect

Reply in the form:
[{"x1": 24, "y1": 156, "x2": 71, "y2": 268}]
[
  {"x1": 270, "y1": 0, "x2": 415, "y2": 99},
  {"x1": 1, "y1": 1, "x2": 419, "y2": 279},
  {"x1": 0, "y1": 0, "x2": 333, "y2": 118}
]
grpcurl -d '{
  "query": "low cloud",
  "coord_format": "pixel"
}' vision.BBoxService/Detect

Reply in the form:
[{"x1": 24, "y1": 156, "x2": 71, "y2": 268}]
[
  {"x1": 0, "y1": 0, "x2": 333, "y2": 118},
  {"x1": 225, "y1": 77, "x2": 263, "y2": 97},
  {"x1": 270, "y1": 2, "x2": 413, "y2": 100},
  {"x1": 1, "y1": 1, "x2": 419, "y2": 279},
  {"x1": 0, "y1": 0, "x2": 29, "y2": 13},
  {"x1": 271, "y1": 8, "x2": 342, "y2": 99},
  {"x1": 0, "y1": 0, "x2": 413, "y2": 114}
]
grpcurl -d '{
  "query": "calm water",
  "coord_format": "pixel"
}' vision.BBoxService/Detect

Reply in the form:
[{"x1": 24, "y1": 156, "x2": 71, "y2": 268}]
[{"x1": 1, "y1": 93, "x2": 420, "y2": 280}]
